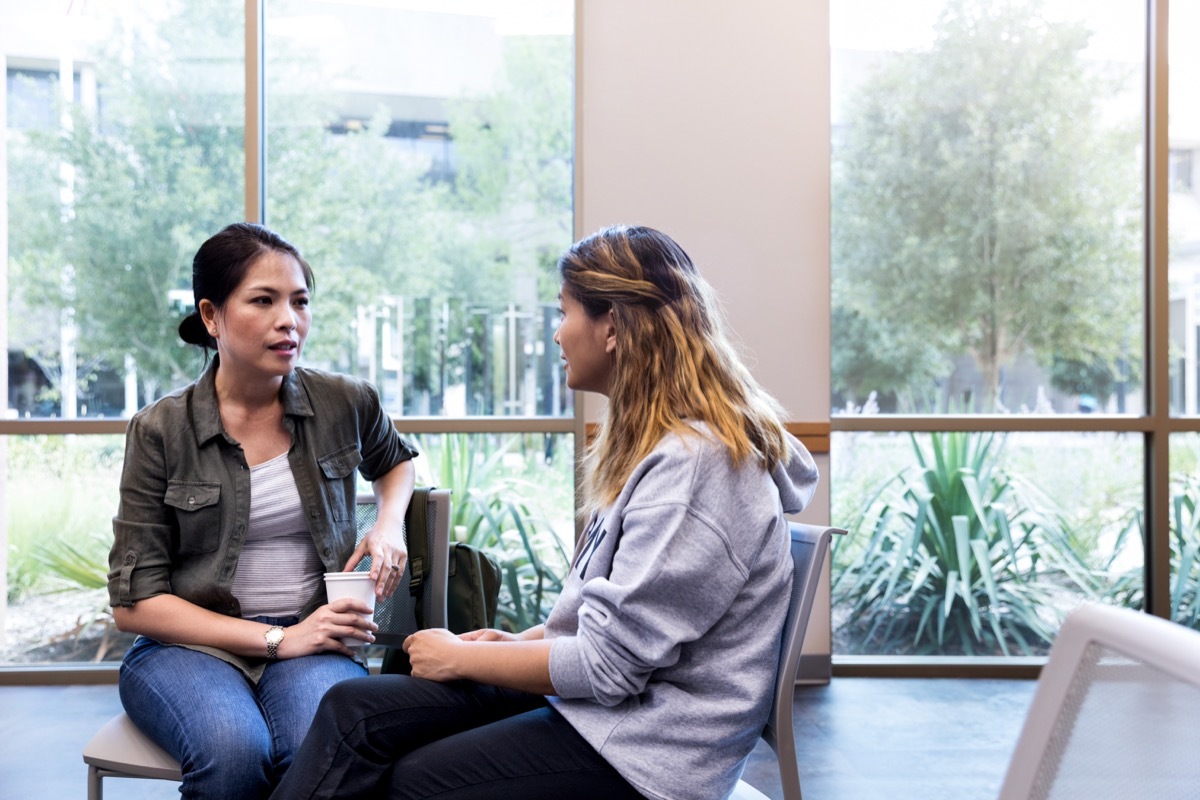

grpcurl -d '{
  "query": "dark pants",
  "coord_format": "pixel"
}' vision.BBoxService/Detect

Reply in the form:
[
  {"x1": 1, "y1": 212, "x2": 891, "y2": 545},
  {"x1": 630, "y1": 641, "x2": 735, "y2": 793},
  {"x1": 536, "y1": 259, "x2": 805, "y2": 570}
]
[{"x1": 270, "y1": 675, "x2": 646, "y2": 799}]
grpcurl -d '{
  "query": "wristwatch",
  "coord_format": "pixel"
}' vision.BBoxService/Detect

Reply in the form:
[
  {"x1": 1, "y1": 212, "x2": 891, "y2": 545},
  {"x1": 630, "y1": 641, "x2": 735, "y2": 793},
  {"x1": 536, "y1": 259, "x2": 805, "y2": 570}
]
[{"x1": 265, "y1": 625, "x2": 286, "y2": 660}]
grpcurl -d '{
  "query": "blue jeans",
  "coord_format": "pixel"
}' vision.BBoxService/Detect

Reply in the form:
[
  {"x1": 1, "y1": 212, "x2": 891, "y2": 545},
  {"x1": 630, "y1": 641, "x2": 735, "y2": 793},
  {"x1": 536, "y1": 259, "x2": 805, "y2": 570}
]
[
  {"x1": 118, "y1": 617, "x2": 367, "y2": 800},
  {"x1": 270, "y1": 675, "x2": 646, "y2": 799}
]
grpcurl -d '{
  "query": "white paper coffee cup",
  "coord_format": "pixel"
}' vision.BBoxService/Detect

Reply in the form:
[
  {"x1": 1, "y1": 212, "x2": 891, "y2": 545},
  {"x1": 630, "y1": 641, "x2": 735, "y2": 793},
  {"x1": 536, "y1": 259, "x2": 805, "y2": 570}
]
[{"x1": 323, "y1": 572, "x2": 377, "y2": 647}]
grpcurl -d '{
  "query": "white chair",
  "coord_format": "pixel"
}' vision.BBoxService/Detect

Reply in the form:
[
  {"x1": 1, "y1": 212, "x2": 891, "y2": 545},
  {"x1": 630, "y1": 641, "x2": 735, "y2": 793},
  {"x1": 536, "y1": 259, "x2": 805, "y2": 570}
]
[
  {"x1": 83, "y1": 712, "x2": 182, "y2": 799},
  {"x1": 82, "y1": 488, "x2": 451, "y2": 800},
  {"x1": 997, "y1": 602, "x2": 1200, "y2": 800},
  {"x1": 731, "y1": 521, "x2": 846, "y2": 800}
]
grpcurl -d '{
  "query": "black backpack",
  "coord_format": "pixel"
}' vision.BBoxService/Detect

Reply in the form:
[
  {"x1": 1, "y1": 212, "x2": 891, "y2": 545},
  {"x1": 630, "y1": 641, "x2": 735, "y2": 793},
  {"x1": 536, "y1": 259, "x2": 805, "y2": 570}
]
[{"x1": 381, "y1": 491, "x2": 502, "y2": 674}]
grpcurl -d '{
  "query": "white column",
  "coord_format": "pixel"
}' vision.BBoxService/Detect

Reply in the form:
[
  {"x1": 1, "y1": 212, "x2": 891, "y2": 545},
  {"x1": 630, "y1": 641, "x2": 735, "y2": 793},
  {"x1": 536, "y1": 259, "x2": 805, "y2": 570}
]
[
  {"x1": 577, "y1": 0, "x2": 833, "y2": 679},
  {"x1": 124, "y1": 353, "x2": 138, "y2": 417}
]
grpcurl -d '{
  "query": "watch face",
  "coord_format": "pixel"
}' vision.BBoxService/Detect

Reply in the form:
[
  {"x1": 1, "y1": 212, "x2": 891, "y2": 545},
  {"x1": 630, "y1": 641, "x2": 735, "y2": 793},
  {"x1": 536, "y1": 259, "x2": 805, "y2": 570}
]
[{"x1": 267, "y1": 627, "x2": 284, "y2": 644}]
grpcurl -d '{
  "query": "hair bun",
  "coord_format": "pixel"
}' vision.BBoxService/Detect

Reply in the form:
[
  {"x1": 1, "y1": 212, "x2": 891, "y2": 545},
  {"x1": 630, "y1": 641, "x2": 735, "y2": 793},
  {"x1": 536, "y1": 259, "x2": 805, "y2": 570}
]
[{"x1": 178, "y1": 310, "x2": 214, "y2": 348}]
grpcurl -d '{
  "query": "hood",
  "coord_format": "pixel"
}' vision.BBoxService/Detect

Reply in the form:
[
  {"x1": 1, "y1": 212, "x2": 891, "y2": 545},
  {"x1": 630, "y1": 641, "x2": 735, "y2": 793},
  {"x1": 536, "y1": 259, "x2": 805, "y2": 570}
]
[{"x1": 772, "y1": 432, "x2": 819, "y2": 515}]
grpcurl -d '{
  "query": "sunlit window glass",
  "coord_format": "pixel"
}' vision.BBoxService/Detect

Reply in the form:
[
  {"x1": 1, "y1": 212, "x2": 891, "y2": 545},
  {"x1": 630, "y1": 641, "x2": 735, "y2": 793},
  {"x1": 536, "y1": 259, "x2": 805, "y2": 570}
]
[
  {"x1": 831, "y1": 0, "x2": 1144, "y2": 416},
  {"x1": 831, "y1": 431, "x2": 1142, "y2": 657},
  {"x1": 1170, "y1": 434, "x2": 1200, "y2": 628},
  {"x1": 264, "y1": 0, "x2": 574, "y2": 417},
  {"x1": 4, "y1": 0, "x2": 245, "y2": 420},
  {"x1": 0, "y1": 432, "x2": 572, "y2": 665},
  {"x1": 1168, "y1": 2, "x2": 1200, "y2": 416}
]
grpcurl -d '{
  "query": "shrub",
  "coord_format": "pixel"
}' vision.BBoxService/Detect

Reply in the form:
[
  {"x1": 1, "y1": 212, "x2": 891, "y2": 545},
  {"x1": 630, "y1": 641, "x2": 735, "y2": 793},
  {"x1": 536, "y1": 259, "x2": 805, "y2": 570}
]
[
  {"x1": 833, "y1": 430, "x2": 1095, "y2": 655},
  {"x1": 1105, "y1": 472, "x2": 1200, "y2": 629},
  {"x1": 414, "y1": 432, "x2": 572, "y2": 631}
]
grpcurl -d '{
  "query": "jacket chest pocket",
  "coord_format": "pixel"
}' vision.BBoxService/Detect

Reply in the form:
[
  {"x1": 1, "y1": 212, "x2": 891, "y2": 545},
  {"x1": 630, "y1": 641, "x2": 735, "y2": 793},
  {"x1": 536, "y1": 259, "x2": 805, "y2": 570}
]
[
  {"x1": 165, "y1": 481, "x2": 222, "y2": 554},
  {"x1": 318, "y1": 444, "x2": 362, "y2": 523}
]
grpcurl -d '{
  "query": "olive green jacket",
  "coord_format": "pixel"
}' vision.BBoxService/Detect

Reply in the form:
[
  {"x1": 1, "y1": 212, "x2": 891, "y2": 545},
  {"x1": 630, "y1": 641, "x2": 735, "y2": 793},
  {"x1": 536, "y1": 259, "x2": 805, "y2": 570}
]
[{"x1": 109, "y1": 358, "x2": 417, "y2": 619}]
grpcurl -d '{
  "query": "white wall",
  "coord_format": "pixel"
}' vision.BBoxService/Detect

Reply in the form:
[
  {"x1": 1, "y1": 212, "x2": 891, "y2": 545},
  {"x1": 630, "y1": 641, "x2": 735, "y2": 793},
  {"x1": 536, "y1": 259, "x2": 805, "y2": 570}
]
[{"x1": 576, "y1": 0, "x2": 834, "y2": 676}]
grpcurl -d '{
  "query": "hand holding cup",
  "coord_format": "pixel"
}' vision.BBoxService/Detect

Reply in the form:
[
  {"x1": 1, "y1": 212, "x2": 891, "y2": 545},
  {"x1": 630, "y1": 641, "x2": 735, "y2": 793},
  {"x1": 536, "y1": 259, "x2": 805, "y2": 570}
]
[{"x1": 323, "y1": 572, "x2": 377, "y2": 647}]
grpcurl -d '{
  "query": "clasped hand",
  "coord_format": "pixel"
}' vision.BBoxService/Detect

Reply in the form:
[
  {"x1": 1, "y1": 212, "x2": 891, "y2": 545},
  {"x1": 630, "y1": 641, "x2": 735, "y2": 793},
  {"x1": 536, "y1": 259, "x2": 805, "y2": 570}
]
[{"x1": 403, "y1": 628, "x2": 518, "y2": 681}]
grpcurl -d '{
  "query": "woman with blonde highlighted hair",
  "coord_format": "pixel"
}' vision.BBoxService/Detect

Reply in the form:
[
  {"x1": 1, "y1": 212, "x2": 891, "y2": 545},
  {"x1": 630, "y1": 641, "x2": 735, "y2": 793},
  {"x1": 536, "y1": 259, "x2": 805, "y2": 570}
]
[
  {"x1": 273, "y1": 225, "x2": 818, "y2": 800},
  {"x1": 559, "y1": 225, "x2": 797, "y2": 517}
]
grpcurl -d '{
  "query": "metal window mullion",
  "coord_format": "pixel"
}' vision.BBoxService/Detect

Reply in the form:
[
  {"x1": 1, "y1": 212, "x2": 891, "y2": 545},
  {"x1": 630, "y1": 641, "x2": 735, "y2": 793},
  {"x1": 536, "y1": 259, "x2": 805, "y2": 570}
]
[
  {"x1": 830, "y1": 415, "x2": 1156, "y2": 434},
  {"x1": 1146, "y1": 0, "x2": 1171, "y2": 619},
  {"x1": 245, "y1": 0, "x2": 265, "y2": 224},
  {"x1": 0, "y1": 418, "x2": 578, "y2": 436}
]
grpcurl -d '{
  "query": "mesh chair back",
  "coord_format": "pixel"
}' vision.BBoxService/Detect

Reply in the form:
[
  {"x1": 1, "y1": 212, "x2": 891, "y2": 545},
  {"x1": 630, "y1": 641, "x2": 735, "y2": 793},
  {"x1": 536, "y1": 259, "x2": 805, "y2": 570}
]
[
  {"x1": 998, "y1": 603, "x2": 1200, "y2": 800},
  {"x1": 353, "y1": 489, "x2": 450, "y2": 647}
]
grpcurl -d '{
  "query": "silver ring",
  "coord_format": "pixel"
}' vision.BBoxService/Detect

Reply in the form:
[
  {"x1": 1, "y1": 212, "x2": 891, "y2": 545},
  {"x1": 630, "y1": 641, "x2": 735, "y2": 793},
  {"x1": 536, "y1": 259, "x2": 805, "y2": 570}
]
[{"x1": 389, "y1": 563, "x2": 400, "y2": 569}]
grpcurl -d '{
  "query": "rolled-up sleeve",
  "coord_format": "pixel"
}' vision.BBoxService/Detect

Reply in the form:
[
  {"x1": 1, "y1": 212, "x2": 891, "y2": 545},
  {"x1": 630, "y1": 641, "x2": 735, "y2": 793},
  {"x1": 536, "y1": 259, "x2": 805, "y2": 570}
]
[
  {"x1": 353, "y1": 381, "x2": 418, "y2": 481},
  {"x1": 548, "y1": 501, "x2": 748, "y2": 705},
  {"x1": 109, "y1": 416, "x2": 174, "y2": 607}
]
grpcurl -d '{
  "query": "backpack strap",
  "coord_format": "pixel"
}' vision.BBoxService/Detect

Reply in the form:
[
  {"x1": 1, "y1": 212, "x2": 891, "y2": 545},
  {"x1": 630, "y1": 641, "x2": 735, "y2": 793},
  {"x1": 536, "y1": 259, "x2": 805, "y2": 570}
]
[{"x1": 405, "y1": 486, "x2": 432, "y2": 628}]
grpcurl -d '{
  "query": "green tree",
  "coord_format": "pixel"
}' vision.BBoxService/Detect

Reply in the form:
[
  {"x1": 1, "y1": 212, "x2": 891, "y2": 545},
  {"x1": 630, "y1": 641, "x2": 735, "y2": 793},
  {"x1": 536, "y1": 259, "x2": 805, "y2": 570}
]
[
  {"x1": 830, "y1": 306, "x2": 946, "y2": 412},
  {"x1": 266, "y1": 31, "x2": 574, "y2": 408},
  {"x1": 8, "y1": 3, "x2": 574, "y2": 414},
  {"x1": 9, "y1": 1, "x2": 243, "y2": 406},
  {"x1": 267, "y1": 114, "x2": 459, "y2": 371},
  {"x1": 832, "y1": 0, "x2": 1140, "y2": 411}
]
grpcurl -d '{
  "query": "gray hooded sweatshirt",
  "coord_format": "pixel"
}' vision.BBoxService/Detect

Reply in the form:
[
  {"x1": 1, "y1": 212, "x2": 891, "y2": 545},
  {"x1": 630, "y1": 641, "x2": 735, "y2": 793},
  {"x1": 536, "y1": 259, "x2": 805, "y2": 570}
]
[{"x1": 546, "y1": 423, "x2": 819, "y2": 799}]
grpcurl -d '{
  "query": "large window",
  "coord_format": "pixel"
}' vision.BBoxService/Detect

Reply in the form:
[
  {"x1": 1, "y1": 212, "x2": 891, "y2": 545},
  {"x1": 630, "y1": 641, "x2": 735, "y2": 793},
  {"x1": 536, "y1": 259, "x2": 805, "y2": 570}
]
[
  {"x1": 263, "y1": 0, "x2": 574, "y2": 418},
  {"x1": 1, "y1": 0, "x2": 575, "y2": 668},
  {"x1": 831, "y1": 0, "x2": 1193, "y2": 659},
  {"x1": 832, "y1": 0, "x2": 1144, "y2": 418}
]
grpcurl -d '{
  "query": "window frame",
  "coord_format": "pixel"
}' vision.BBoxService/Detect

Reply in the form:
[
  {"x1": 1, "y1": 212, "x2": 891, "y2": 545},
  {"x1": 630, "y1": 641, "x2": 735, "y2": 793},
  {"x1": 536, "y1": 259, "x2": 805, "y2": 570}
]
[
  {"x1": 0, "y1": 0, "x2": 584, "y2": 683},
  {"x1": 829, "y1": 0, "x2": 1176, "y2": 677}
]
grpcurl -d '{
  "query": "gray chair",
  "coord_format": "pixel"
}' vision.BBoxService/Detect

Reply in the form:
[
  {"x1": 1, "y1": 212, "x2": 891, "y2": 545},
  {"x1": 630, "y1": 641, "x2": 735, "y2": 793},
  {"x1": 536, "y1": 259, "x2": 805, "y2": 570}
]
[
  {"x1": 352, "y1": 488, "x2": 451, "y2": 640},
  {"x1": 997, "y1": 602, "x2": 1200, "y2": 800},
  {"x1": 82, "y1": 488, "x2": 451, "y2": 800},
  {"x1": 731, "y1": 521, "x2": 846, "y2": 800}
]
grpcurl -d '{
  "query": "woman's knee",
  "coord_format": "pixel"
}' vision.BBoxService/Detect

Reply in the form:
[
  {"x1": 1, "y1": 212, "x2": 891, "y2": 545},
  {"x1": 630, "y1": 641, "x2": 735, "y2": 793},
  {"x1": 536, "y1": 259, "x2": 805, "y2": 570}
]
[
  {"x1": 179, "y1": 716, "x2": 274, "y2": 799},
  {"x1": 314, "y1": 675, "x2": 379, "y2": 726}
]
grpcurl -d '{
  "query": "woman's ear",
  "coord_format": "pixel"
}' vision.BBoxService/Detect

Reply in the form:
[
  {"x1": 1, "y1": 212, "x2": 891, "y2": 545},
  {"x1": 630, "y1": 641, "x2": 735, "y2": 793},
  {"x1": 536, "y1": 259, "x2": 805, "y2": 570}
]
[
  {"x1": 198, "y1": 299, "x2": 218, "y2": 334},
  {"x1": 605, "y1": 309, "x2": 617, "y2": 354}
]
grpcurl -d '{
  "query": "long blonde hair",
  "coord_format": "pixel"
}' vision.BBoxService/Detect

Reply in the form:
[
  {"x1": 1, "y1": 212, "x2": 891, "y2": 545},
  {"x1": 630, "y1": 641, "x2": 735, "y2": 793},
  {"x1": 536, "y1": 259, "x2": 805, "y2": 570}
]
[{"x1": 560, "y1": 225, "x2": 790, "y2": 514}]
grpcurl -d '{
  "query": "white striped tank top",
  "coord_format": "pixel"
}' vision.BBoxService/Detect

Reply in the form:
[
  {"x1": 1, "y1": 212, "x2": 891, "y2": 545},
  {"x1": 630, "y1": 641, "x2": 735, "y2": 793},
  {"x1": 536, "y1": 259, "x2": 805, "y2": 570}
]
[{"x1": 230, "y1": 452, "x2": 324, "y2": 618}]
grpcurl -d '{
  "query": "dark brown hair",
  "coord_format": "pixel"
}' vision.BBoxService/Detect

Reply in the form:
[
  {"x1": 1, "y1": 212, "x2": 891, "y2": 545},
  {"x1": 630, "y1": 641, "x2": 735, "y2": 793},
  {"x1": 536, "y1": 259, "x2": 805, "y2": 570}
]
[{"x1": 178, "y1": 222, "x2": 314, "y2": 349}]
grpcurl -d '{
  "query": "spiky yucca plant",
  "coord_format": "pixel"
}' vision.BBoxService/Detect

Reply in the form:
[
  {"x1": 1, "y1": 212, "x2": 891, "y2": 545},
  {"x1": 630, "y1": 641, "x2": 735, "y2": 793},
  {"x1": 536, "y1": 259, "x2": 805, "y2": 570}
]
[{"x1": 834, "y1": 431, "x2": 1093, "y2": 655}]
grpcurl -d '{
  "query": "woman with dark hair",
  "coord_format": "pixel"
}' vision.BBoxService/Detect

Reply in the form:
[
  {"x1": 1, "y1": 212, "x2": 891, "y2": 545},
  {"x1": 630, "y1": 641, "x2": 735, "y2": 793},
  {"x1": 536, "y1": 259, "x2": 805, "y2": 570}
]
[
  {"x1": 109, "y1": 222, "x2": 419, "y2": 799},
  {"x1": 271, "y1": 225, "x2": 818, "y2": 800}
]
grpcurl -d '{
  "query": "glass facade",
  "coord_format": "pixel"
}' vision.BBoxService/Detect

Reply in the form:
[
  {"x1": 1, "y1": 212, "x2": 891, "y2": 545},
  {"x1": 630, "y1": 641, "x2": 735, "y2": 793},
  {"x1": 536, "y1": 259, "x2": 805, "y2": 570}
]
[
  {"x1": 831, "y1": 0, "x2": 1144, "y2": 416},
  {"x1": 829, "y1": 0, "x2": 1196, "y2": 658},
  {"x1": 1, "y1": 0, "x2": 575, "y2": 666},
  {"x1": 831, "y1": 431, "x2": 1142, "y2": 656},
  {"x1": 1169, "y1": 2, "x2": 1200, "y2": 416},
  {"x1": 263, "y1": 0, "x2": 574, "y2": 418}
]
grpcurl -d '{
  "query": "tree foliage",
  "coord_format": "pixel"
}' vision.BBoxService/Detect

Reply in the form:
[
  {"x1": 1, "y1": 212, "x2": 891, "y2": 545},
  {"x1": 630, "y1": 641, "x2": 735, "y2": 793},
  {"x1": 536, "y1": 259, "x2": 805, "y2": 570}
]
[
  {"x1": 10, "y1": 2, "x2": 246, "y2": 404},
  {"x1": 832, "y1": 0, "x2": 1141, "y2": 411},
  {"x1": 7, "y1": 2, "x2": 573, "y2": 413}
]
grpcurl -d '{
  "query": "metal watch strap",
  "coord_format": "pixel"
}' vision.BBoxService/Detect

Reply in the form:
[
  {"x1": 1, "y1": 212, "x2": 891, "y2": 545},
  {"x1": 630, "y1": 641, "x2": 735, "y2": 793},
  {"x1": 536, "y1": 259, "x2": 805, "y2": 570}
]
[{"x1": 265, "y1": 625, "x2": 285, "y2": 660}]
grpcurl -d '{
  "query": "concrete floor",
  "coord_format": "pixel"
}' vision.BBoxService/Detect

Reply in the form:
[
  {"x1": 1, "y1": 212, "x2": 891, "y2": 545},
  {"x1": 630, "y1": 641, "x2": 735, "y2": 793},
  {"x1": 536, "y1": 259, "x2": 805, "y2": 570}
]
[{"x1": 0, "y1": 677, "x2": 1035, "y2": 799}]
